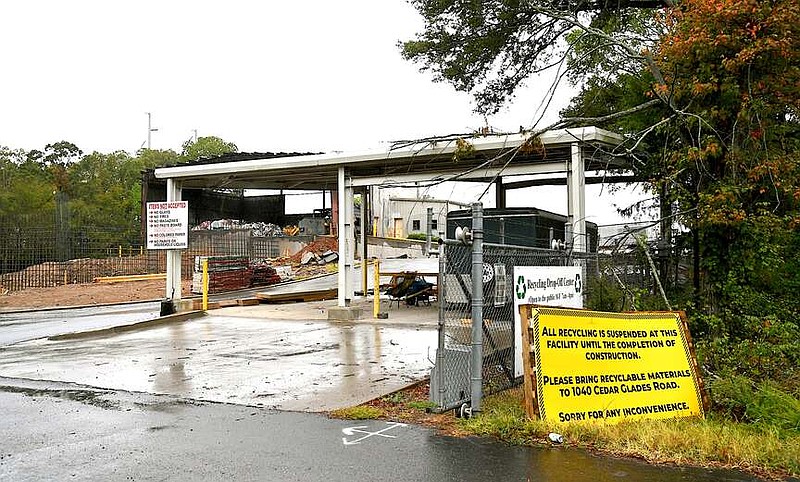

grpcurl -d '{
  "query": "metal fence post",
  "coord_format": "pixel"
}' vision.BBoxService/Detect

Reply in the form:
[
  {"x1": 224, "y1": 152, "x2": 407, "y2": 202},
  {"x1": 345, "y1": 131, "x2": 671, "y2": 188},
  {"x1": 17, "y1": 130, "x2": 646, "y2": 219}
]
[
  {"x1": 434, "y1": 243, "x2": 447, "y2": 409},
  {"x1": 470, "y1": 202, "x2": 484, "y2": 415},
  {"x1": 425, "y1": 207, "x2": 433, "y2": 256}
]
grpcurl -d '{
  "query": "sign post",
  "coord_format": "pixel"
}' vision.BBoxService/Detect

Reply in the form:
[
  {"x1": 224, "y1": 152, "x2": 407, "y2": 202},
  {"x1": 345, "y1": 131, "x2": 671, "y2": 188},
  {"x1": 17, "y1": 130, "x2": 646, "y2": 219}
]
[{"x1": 146, "y1": 201, "x2": 189, "y2": 250}]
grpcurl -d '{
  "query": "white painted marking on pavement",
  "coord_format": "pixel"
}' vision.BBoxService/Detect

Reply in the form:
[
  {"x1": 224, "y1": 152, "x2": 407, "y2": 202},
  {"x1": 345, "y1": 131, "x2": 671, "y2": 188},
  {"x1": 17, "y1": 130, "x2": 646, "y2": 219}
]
[{"x1": 341, "y1": 421, "x2": 407, "y2": 446}]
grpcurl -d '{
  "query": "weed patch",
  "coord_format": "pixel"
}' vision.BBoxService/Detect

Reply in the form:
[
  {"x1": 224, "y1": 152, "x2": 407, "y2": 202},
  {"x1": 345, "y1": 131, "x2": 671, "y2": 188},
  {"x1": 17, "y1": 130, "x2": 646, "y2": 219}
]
[
  {"x1": 330, "y1": 405, "x2": 383, "y2": 420},
  {"x1": 330, "y1": 382, "x2": 800, "y2": 479}
]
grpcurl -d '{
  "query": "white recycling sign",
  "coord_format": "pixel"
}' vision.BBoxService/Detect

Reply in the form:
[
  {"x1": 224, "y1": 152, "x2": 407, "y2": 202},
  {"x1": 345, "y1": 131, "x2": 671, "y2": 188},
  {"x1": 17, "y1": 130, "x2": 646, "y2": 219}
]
[{"x1": 512, "y1": 265, "x2": 584, "y2": 377}]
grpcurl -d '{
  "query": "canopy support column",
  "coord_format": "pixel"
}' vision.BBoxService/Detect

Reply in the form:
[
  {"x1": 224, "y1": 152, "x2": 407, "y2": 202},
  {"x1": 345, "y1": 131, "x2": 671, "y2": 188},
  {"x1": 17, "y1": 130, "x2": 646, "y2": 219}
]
[
  {"x1": 165, "y1": 178, "x2": 183, "y2": 301},
  {"x1": 337, "y1": 166, "x2": 354, "y2": 307},
  {"x1": 567, "y1": 143, "x2": 587, "y2": 252}
]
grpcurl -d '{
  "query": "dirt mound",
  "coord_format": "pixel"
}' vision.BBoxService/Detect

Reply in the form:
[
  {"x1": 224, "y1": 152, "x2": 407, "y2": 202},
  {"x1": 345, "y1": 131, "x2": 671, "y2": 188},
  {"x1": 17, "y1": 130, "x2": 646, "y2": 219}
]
[{"x1": 284, "y1": 236, "x2": 338, "y2": 265}]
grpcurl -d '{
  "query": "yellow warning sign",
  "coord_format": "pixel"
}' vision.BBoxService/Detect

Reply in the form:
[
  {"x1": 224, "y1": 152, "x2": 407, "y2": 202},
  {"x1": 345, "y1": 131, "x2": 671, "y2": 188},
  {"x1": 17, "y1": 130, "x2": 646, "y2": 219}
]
[{"x1": 529, "y1": 307, "x2": 705, "y2": 423}]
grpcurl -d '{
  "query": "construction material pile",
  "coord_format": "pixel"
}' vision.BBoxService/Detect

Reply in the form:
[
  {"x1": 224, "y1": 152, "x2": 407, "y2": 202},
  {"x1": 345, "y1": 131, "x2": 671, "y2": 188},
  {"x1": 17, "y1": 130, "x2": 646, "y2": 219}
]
[
  {"x1": 192, "y1": 219, "x2": 300, "y2": 237},
  {"x1": 192, "y1": 256, "x2": 252, "y2": 294},
  {"x1": 191, "y1": 256, "x2": 295, "y2": 294},
  {"x1": 250, "y1": 258, "x2": 282, "y2": 286},
  {"x1": 285, "y1": 236, "x2": 339, "y2": 264}
]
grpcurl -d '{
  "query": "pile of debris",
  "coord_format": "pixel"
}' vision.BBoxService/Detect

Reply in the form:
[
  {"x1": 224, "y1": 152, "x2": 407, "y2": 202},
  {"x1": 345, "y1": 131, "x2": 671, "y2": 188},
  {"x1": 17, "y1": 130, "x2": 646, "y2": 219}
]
[
  {"x1": 285, "y1": 237, "x2": 339, "y2": 265},
  {"x1": 251, "y1": 258, "x2": 287, "y2": 286},
  {"x1": 0, "y1": 256, "x2": 152, "y2": 292},
  {"x1": 191, "y1": 256, "x2": 294, "y2": 294},
  {"x1": 191, "y1": 256, "x2": 252, "y2": 293},
  {"x1": 192, "y1": 219, "x2": 301, "y2": 237}
]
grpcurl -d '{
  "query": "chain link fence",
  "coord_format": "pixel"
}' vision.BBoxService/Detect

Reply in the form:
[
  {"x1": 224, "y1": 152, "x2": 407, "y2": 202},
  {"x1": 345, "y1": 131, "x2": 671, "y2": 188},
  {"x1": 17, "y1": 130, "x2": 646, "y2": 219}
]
[
  {"x1": 431, "y1": 241, "x2": 664, "y2": 412},
  {"x1": 0, "y1": 224, "x2": 317, "y2": 293},
  {"x1": 0, "y1": 224, "x2": 145, "y2": 292},
  {"x1": 432, "y1": 241, "x2": 584, "y2": 412}
]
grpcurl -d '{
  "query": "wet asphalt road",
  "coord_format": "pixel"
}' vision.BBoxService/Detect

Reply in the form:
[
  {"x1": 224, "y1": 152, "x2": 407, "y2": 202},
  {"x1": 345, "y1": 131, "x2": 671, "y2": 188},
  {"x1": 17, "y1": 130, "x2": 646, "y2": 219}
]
[
  {"x1": 0, "y1": 378, "x2": 761, "y2": 482},
  {"x1": 0, "y1": 302, "x2": 161, "y2": 346}
]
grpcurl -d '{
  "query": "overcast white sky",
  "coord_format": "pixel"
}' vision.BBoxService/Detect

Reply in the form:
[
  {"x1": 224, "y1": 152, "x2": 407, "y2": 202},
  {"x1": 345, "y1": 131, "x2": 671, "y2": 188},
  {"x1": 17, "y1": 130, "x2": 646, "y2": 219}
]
[{"x1": 0, "y1": 1, "x2": 652, "y2": 225}]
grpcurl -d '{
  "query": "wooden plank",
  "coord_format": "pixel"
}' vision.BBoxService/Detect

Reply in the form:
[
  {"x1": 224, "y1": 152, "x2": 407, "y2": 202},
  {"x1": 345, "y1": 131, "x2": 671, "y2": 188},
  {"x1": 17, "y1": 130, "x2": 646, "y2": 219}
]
[
  {"x1": 519, "y1": 304, "x2": 539, "y2": 420},
  {"x1": 255, "y1": 288, "x2": 338, "y2": 303},
  {"x1": 237, "y1": 298, "x2": 261, "y2": 306},
  {"x1": 94, "y1": 273, "x2": 167, "y2": 283},
  {"x1": 679, "y1": 310, "x2": 711, "y2": 414}
]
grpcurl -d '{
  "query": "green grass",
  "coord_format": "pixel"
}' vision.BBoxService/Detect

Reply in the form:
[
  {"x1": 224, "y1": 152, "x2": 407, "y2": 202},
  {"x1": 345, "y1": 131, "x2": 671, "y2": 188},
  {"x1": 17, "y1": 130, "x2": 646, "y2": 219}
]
[
  {"x1": 459, "y1": 390, "x2": 800, "y2": 478},
  {"x1": 406, "y1": 400, "x2": 438, "y2": 411},
  {"x1": 330, "y1": 405, "x2": 384, "y2": 420}
]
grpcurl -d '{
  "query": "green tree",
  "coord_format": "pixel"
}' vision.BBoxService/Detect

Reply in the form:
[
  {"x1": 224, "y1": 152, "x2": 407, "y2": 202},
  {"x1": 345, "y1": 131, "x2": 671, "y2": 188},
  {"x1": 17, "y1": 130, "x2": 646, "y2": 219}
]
[
  {"x1": 69, "y1": 151, "x2": 139, "y2": 229},
  {"x1": 135, "y1": 148, "x2": 180, "y2": 170},
  {"x1": 401, "y1": 0, "x2": 670, "y2": 115},
  {"x1": 41, "y1": 141, "x2": 83, "y2": 194},
  {"x1": 0, "y1": 146, "x2": 54, "y2": 222},
  {"x1": 180, "y1": 136, "x2": 238, "y2": 162}
]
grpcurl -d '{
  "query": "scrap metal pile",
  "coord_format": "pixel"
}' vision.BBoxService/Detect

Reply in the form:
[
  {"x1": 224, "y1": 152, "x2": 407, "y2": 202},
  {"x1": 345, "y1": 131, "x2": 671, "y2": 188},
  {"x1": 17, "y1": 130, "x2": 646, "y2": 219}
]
[{"x1": 192, "y1": 219, "x2": 299, "y2": 237}]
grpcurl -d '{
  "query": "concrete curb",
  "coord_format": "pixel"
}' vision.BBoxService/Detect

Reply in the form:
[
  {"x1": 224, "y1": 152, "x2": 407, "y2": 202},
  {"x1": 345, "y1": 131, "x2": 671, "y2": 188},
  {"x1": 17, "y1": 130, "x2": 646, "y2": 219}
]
[
  {"x1": 0, "y1": 298, "x2": 166, "y2": 315},
  {"x1": 47, "y1": 310, "x2": 207, "y2": 341}
]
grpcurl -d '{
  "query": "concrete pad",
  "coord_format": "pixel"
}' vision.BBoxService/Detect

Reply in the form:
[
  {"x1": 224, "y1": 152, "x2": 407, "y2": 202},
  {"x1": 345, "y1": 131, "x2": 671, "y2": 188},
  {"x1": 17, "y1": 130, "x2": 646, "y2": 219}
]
[
  {"x1": 0, "y1": 306, "x2": 438, "y2": 412},
  {"x1": 217, "y1": 298, "x2": 438, "y2": 327},
  {"x1": 327, "y1": 306, "x2": 363, "y2": 321}
]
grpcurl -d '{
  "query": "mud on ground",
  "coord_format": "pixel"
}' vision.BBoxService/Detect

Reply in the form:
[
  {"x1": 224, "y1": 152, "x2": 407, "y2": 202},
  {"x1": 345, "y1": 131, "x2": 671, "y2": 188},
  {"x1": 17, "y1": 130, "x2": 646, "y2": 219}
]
[{"x1": 0, "y1": 279, "x2": 192, "y2": 310}]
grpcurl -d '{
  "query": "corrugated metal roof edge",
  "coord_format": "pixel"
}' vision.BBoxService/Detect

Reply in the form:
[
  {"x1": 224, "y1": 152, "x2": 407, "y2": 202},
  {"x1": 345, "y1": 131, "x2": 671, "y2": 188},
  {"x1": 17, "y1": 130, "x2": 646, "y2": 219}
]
[{"x1": 165, "y1": 151, "x2": 322, "y2": 167}]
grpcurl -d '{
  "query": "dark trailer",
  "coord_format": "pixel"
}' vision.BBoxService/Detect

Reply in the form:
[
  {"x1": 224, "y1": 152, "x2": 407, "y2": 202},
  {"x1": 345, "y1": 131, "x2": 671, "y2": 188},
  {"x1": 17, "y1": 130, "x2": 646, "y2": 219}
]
[{"x1": 446, "y1": 207, "x2": 598, "y2": 253}]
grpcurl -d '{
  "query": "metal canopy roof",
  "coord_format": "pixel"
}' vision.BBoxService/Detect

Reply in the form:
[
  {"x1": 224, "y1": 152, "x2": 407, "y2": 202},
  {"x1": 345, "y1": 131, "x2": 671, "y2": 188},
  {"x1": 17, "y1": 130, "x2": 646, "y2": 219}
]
[{"x1": 153, "y1": 127, "x2": 627, "y2": 191}]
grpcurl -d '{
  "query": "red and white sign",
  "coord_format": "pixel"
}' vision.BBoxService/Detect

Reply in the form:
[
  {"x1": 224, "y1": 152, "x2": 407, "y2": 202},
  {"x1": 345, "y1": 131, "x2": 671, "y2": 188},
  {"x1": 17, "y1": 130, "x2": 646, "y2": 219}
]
[{"x1": 147, "y1": 201, "x2": 189, "y2": 250}]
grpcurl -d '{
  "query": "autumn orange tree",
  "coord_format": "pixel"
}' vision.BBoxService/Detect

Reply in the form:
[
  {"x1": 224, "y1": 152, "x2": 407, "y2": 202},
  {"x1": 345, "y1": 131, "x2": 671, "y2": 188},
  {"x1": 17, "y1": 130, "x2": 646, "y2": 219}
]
[
  {"x1": 650, "y1": 0, "x2": 800, "y2": 385},
  {"x1": 405, "y1": 0, "x2": 800, "y2": 389}
]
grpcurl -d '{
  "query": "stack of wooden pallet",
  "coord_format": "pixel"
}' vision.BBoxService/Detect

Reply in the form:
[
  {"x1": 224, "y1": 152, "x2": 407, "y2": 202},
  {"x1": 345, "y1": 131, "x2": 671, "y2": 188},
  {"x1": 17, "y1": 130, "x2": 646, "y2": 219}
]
[
  {"x1": 251, "y1": 260, "x2": 282, "y2": 286},
  {"x1": 191, "y1": 256, "x2": 252, "y2": 294}
]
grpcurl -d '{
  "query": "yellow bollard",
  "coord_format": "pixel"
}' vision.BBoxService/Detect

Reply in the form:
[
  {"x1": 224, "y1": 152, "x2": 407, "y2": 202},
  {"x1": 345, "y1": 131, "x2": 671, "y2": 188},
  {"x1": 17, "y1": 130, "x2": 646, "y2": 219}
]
[
  {"x1": 118, "y1": 246, "x2": 122, "y2": 257},
  {"x1": 202, "y1": 258, "x2": 209, "y2": 311},
  {"x1": 373, "y1": 258, "x2": 380, "y2": 318}
]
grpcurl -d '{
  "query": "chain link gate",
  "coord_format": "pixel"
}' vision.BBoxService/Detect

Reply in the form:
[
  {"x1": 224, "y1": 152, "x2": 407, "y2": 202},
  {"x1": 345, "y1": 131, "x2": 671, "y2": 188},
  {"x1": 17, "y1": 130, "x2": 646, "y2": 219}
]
[{"x1": 431, "y1": 240, "x2": 582, "y2": 413}]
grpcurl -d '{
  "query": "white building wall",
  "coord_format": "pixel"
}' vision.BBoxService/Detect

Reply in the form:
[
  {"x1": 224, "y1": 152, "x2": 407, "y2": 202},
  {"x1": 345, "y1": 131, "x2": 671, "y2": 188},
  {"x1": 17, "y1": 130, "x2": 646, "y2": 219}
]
[{"x1": 370, "y1": 189, "x2": 465, "y2": 238}]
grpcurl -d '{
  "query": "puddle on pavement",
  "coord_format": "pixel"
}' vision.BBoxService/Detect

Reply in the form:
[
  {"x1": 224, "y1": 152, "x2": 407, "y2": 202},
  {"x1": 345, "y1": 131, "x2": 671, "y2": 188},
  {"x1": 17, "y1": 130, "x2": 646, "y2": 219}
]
[{"x1": 0, "y1": 316, "x2": 437, "y2": 412}]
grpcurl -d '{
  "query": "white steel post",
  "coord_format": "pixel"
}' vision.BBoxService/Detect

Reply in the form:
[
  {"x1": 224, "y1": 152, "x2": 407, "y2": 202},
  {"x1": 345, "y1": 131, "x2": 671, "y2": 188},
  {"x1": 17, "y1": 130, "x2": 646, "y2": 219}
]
[
  {"x1": 337, "y1": 167, "x2": 355, "y2": 307},
  {"x1": 568, "y1": 143, "x2": 587, "y2": 252},
  {"x1": 361, "y1": 188, "x2": 368, "y2": 297},
  {"x1": 344, "y1": 176, "x2": 355, "y2": 304},
  {"x1": 338, "y1": 167, "x2": 346, "y2": 307},
  {"x1": 470, "y1": 202, "x2": 484, "y2": 415},
  {"x1": 165, "y1": 178, "x2": 182, "y2": 301}
]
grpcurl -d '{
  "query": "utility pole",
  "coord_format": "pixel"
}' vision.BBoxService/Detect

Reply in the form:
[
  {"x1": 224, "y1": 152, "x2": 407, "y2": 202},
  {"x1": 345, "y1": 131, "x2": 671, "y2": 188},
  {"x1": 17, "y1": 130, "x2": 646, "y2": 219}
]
[{"x1": 146, "y1": 112, "x2": 159, "y2": 149}]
